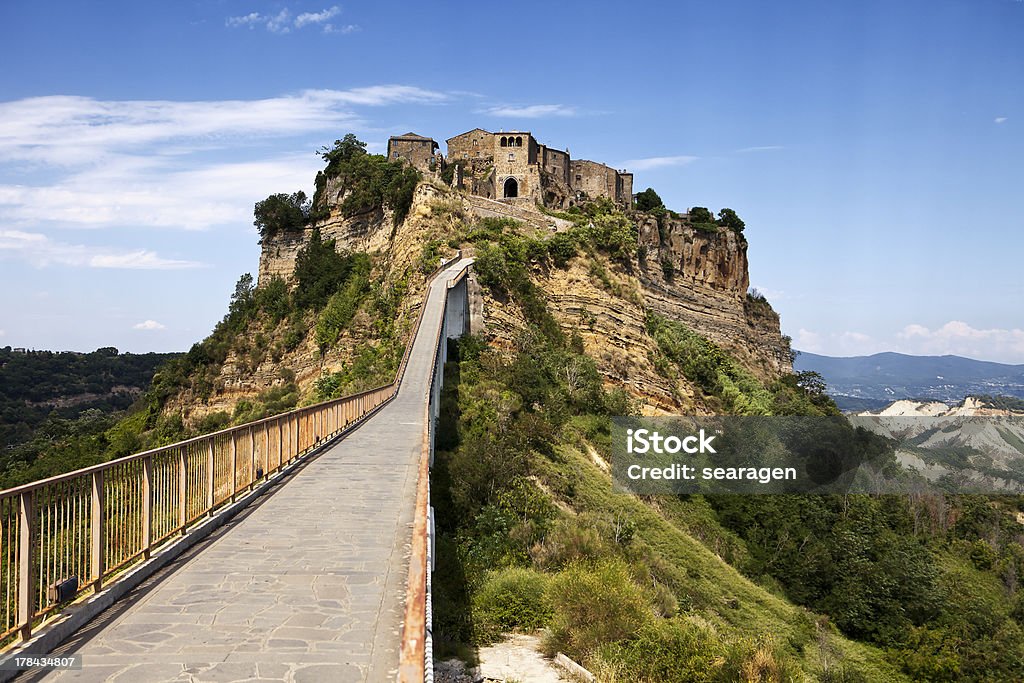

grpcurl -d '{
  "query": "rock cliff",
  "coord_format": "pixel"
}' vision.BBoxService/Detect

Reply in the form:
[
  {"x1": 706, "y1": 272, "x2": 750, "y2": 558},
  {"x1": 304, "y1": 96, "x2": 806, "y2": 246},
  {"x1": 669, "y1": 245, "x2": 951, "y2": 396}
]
[
  {"x1": 185, "y1": 179, "x2": 792, "y2": 422},
  {"x1": 636, "y1": 214, "x2": 792, "y2": 379}
]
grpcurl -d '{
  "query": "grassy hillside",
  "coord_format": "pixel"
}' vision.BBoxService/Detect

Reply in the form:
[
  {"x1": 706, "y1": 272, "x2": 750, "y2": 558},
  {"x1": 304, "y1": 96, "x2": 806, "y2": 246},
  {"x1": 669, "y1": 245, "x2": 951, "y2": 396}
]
[{"x1": 428, "y1": 198, "x2": 1024, "y2": 680}]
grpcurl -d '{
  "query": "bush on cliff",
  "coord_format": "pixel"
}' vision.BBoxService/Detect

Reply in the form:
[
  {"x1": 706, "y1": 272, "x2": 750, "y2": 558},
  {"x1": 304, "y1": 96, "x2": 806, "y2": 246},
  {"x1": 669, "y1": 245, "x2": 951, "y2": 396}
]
[
  {"x1": 253, "y1": 191, "x2": 310, "y2": 243},
  {"x1": 313, "y1": 133, "x2": 420, "y2": 226}
]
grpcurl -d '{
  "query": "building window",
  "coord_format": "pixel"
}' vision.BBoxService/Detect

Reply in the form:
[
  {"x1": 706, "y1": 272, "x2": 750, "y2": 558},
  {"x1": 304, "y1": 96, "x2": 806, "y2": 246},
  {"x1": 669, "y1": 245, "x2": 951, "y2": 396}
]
[
  {"x1": 515, "y1": 136, "x2": 522, "y2": 147},
  {"x1": 500, "y1": 136, "x2": 508, "y2": 147},
  {"x1": 508, "y1": 153, "x2": 515, "y2": 161}
]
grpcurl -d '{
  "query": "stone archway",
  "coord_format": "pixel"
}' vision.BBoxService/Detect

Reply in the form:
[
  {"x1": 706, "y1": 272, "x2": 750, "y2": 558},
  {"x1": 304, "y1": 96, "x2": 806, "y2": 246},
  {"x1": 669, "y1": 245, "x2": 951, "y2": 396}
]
[{"x1": 503, "y1": 177, "x2": 519, "y2": 198}]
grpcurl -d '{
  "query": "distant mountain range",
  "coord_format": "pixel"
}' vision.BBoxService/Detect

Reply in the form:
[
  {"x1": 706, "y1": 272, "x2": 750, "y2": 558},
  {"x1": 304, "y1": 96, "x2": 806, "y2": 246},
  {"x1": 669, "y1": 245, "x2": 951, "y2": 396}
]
[{"x1": 794, "y1": 351, "x2": 1024, "y2": 412}]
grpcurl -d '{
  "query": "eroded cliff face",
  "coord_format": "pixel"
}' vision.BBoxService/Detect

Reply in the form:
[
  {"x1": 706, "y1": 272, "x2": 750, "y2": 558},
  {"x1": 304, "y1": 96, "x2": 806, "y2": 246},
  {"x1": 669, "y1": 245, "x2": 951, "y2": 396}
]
[
  {"x1": 258, "y1": 174, "x2": 396, "y2": 285},
  {"x1": 183, "y1": 180, "x2": 791, "y2": 423},
  {"x1": 636, "y1": 215, "x2": 792, "y2": 379},
  {"x1": 171, "y1": 183, "x2": 454, "y2": 427}
]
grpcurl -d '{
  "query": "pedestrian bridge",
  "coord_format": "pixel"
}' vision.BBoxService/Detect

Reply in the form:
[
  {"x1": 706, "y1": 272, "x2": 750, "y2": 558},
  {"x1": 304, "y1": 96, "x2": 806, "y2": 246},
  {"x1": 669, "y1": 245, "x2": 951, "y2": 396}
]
[{"x1": 0, "y1": 257, "x2": 475, "y2": 682}]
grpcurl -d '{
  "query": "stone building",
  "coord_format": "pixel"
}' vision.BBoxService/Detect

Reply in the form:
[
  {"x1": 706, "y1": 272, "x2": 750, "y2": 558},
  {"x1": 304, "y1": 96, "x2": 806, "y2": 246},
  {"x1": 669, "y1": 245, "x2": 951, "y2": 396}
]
[
  {"x1": 386, "y1": 133, "x2": 439, "y2": 174},
  {"x1": 390, "y1": 128, "x2": 633, "y2": 209}
]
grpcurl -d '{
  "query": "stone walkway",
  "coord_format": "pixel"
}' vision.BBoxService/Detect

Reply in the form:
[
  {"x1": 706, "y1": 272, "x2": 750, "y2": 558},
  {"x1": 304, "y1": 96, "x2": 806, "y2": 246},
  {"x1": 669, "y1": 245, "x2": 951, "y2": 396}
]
[{"x1": 37, "y1": 260, "x2": 472, "y2": 683}]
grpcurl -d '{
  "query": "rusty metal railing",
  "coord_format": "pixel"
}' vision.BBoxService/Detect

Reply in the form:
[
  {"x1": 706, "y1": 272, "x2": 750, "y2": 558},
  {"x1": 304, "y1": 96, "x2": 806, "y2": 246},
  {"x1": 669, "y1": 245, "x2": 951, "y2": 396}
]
[
  {"x1": 399, "y1": 260, "x2": 472, "y2": 682},
  {"x1": 0, "y1": 252, "x2": 464, "y2": 647},
  {"x1": 0, "y1": 384, "x2": 394, "y2": 643}
]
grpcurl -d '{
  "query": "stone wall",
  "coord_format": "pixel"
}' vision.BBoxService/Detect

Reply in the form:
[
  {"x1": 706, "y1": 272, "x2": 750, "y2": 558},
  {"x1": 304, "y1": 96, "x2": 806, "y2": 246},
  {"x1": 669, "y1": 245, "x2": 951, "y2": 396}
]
[
  {"x1": 570, "y1": 159, "x2": 632, "y2": 207},
  {"x1": 387, "y1": 136, "x2": 436, "y2": 173},
  {"x1": 446, "y1": 128, "x2": 491, "y2": 163}
]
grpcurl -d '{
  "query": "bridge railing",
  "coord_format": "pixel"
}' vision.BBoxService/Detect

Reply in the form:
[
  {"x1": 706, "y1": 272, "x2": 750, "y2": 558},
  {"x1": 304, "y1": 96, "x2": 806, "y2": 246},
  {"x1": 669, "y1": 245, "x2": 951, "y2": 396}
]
[
  {"x1": 0, "y1": 384, "x2": 394, "y2": 643},
  {"x1": 400, "y1": 260, "x2": 472, "y2": 683},
  {"x1": 0, "y1": 251, "x2": 463, "y2": 646}
]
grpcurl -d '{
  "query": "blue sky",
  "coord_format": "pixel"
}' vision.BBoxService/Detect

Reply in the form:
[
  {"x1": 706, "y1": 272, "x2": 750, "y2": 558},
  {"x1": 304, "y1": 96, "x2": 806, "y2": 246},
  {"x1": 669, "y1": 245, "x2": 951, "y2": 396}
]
[{"x1": 1, "y1": 0, "x2": 1022, "y2": 362}]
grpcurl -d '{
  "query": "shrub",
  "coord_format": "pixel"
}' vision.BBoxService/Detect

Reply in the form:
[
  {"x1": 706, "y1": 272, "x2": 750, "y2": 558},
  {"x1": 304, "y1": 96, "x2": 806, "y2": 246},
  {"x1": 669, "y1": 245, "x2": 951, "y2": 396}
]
[
  {"x1": 660, "y1": 257, "x2": 675, "y2": 280},
  {"x1": 584, "y1": 212, "x2": 637, "y2": 260},
  {"x1": 531, "y1": 518, "x2": 610, "y2": 570},
  {"x1": 635, "y1": 187, "x2": 665, "y2": 213},
  {"x1": 547, "y1": 231, "x2": 578, "y2": 267},
  {"x1": 595, "y1": 618, "x2": 726, "y2": 682},
  {"x1": 292, "y1": 230, "x2": 369, "y2": 311},
  {"x1": 254, "y1": 191, "x2": 310, "y2": 243},
  {"x1": 473, "y1": 567, "x2": 552, "y2": 639},
  {"x1": 545, "y1": 559, "x2": 651, "y2": 658},
  {"x1": 315, "y1": 272, "x2": 370, "y2": 351}
]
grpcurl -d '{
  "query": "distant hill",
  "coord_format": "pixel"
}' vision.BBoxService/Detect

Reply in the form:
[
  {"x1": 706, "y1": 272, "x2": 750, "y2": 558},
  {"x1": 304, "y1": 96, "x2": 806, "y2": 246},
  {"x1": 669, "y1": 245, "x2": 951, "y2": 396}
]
[
  {"x1": 0, "y1": 346, "x2": 181, "y2": 448},
  {"x1": 794, "y1": 351, "x2": 1024, "y2": 411}
]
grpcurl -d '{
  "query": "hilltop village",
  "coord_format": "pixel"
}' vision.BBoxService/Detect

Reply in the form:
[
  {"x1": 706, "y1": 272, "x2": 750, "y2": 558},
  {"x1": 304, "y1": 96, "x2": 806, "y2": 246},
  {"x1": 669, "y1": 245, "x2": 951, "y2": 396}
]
[{"x1": 387, "y1": 128, "x2": 634, "y2": 210}]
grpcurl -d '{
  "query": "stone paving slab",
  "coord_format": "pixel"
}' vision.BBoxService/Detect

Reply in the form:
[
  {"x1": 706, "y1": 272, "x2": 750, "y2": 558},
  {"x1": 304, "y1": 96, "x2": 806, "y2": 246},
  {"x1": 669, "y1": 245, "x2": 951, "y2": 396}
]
[{"x1": 34, "y1": 260, "x2": 472, "y2": 683}]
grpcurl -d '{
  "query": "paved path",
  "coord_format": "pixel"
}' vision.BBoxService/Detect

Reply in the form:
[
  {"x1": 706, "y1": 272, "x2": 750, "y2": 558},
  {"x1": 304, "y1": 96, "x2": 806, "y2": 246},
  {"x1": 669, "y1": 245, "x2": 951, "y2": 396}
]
[{"x1": 40, "y1": 259, "x2": 471, "y2": 683}]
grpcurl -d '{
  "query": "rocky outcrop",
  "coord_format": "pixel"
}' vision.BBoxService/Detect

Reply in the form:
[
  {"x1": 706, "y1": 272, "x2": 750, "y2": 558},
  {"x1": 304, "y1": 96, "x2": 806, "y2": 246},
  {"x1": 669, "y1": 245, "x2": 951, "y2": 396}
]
[
  {"x1": 200, "y1": 179, "x2": 792, "y2": 423},
  {"x1": 175, "y1": 182, "x2": 460, "y2": 426},
  {"x1": 637, "y1": 214, "x2": 792, "y2": 379},
  {"x1": 258, "y1": 174, "x2": 396, "y2": 285}
]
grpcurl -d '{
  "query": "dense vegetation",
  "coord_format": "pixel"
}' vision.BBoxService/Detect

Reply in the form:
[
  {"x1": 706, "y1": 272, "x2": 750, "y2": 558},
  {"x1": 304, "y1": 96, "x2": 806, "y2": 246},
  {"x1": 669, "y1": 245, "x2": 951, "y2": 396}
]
[
  {"x1": 0, "y1": 347, "x2": 180, "y2": 486},
  {"x1": 312, "y1": 133, "x2": 420, "y2": 226},
  {"x1": 430, "y1": 214, "x2": 888, "y2": 678},
  {"x1": 977, "y1": 394, "x2": 1024, "y2": 412},
  {"x1": 0, "y1": 346, "x2": 177, "y2": 446},
  {"x1": 427, "y1": 199, "x2": 1024, "y2": 680}
]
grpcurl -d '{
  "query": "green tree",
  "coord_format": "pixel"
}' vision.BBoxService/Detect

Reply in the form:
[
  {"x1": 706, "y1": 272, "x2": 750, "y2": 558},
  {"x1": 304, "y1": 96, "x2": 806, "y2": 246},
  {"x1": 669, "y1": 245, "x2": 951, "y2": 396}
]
[
  {"x1": 635, "y1": 187, "x2": 664, "y2": 212},
  {"x1": 320, "y1": 133, "x2": 368, "y2": 173},
  {"x1": 717, "y1": 207, "x2": 746, "y2": 232},
  {"x1": 253, "y1": 191, "x2": 310, "y2": 242},
  {"x1": 292, "y1": 229, "x2": 360, "y2": 311},
  {"x1": 689, "y1": 206, "x2": 714, "y2": 223}
]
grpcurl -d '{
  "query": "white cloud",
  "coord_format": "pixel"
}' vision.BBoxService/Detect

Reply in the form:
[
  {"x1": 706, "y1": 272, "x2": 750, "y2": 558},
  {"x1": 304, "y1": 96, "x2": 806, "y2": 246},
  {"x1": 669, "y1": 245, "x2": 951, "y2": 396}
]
[
  {"x1": 750, "y1": 285, "x2": 785, "y2": 301},
  {"x1": 0, "y1": 88, "x2": 448, "y2": 233},
  {"x1": 326, "y1": 23, "x2": 359, "y2": 34},
  {"x1": 133, "y1": 320, "x2": 166, "y2": 331},
  {"x1": 735, "y1": 145, "x2": 785, "y2": 153},
  {"x1": 225, "y1": 12, "x2": 263, "y2": 28},
  {"x1": 0, "y1": 88, "x2": 446, "y2": 166},
  {"x1": 621, "y1": 155, "x2": 699, "y2": 171},
  {"x1": 295, "y1": 6, "x2": 340, "y2": 28},
  {"x1": 266, "y1": 9, "x2": 292, "y2": 33},
  {"x1": 894, "y1": 321, "x2": 1024, "y2": 361},
  {"x1": 227, "y1": 6, "x2": 348, "y2": 34},
  {"x1": 481, "y1": 104, "x2": 577, "y2": 118},
  {"x1": 796, "y1": 328, "x2": 823, "y2": 353},
  {"x1": 995, "y1": 116, "x2": 1008, "y2": 124},
  {"x1": 0, "y1": 230, "x2": 203, "y2": 270}
]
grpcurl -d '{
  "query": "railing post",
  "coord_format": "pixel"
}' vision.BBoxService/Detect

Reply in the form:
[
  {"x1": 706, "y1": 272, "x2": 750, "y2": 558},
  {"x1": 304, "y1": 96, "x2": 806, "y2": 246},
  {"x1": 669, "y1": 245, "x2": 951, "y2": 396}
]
[
  {"x1": 178, "y1": 447, "x2": 187, "y2": 534},
  {"x1": 17, "y1": 490, "x2": 36, "y2": 641},
  {"x1": 277, "y1": 418, "x2": 283, "y2": 471},
  {"x1": 206, "y1": 440, "x2": 215, "y2": 516},
  {"x1": 142, "y1": 456, "x2": 153, "y2": 558},
  {"x1": 264, "y1": 422, "x2": 270, "y2": 476},
  {"x1": 91, "y1": 470, "x2": 105, "y2": 592},
  {"x1": 249, "y1": 426, "x2": 256, "y2": 490},
  {"x1": 230, "y1": 432, "x2": 238, "y2": 502}
]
